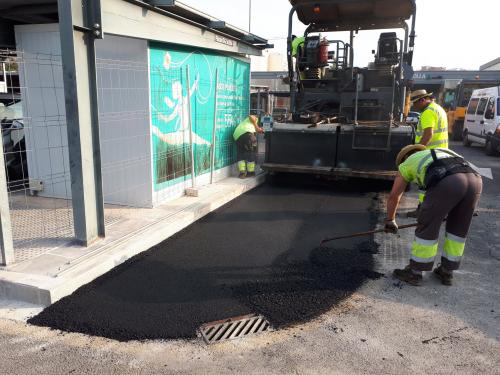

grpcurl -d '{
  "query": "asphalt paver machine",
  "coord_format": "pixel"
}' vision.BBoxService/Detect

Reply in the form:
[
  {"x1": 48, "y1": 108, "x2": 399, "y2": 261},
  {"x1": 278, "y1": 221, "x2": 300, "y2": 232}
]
[{"x1": 262, "y1": 0, "x2": 417, "y2": 180}]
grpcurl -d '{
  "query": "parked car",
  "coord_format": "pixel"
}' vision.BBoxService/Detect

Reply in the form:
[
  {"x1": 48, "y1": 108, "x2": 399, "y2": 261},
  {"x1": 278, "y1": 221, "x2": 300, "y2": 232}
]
[
  {"x1": 1, "y1": 101, "x2": 28, "y2": 189},
  {"x1": 406, "y1": 111, "x2": 420, "y2": 126},
  {"x1": 462, "y1": 86, "x2": 500, "y2": 155}
]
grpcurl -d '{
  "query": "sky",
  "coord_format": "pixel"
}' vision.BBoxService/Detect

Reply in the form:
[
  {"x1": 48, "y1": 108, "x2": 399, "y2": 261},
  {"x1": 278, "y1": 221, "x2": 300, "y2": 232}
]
[{"x1": 181, "y1": 0, "x2": 500, "y2": 71}]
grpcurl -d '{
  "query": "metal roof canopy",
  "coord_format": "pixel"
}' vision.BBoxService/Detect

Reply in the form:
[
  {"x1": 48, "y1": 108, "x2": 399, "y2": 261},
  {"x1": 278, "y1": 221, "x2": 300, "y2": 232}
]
[
  {"x1": 0, "y1": 0, "x2": 269, "y2": 54},
  {"x1": 290, "y1": 0, "x2": 415, "y2": 31}
]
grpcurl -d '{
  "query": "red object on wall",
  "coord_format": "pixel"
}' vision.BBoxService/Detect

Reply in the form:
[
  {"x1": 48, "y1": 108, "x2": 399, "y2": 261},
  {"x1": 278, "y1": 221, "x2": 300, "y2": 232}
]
[{"x1": 319, "y1": 40, "x2": 329, "y2": 64}]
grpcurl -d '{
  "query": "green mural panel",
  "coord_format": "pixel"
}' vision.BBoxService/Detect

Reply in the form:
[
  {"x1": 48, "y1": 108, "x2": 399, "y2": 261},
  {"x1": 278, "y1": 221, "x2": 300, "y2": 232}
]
[{"x1": 149, "y1": 43, "x2": 250, "y2": 191}]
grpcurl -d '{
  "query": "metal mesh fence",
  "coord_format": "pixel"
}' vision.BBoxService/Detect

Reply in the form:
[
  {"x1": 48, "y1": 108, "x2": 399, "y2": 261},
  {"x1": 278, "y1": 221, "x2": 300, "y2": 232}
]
[
  {"x1": 96, "y1": 50, "x2": 153, "y2": 209},
  {"x1": 0, "y1": 38, "x2": 259, "y2": 265},
  {"x1": 1, "y1": 49, "x2": 74, "y2": 263},
  {"x1": 150, "y1": 65, "x2": 194, "y2": 190},
  {"x1": 150, "y1": 65, "x2": 247, "y2": 189}
]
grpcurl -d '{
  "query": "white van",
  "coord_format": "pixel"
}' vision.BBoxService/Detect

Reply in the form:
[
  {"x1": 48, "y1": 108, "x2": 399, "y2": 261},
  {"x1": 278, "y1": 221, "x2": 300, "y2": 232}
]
[{"x1": 463, "y1": 86, "x2": 500, "y2": 155}]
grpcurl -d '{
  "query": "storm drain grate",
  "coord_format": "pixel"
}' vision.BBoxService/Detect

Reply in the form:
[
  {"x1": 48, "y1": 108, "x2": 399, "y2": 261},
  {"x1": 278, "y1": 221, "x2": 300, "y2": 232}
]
[{"x1": 198, "y1": 314, "x2": 272, "y2": 344}]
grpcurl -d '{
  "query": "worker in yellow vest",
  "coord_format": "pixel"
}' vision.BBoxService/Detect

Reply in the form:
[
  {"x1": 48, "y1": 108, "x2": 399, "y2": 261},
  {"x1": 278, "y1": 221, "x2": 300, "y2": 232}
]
[
  {"x1": 233, "y1": 115, "x2": 263, "y2": 178},
  {"x1": 291, "y1": 35, "x2": 305, "y2": 58},
  {"x1": 411, "y1": 89, "x2": 449, "y2": 149},
  {"x1": 384, "y1": 144, "x2": 482, "y2": 286},
  {"x1": 291, "y1": 35, "x2": 306, "y2": 80},
  {"x1": 408, "y1": 90, "x2": 450, "y2": 215}
]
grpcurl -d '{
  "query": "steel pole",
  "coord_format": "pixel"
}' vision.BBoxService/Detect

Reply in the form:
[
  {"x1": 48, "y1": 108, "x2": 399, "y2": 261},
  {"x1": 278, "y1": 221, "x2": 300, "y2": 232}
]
[
  {"x1": 210, "y1": 69, "x2": 219, "y2": 184},
  {"x1": 354, "y1": 73, "x2": 359, "y2": 125},
  {"x1": 58, "y1": 0, "x2": 105, "y2": 245},
  {"x1": 248, "y1": 0, "x2": 251, "y2": 33},
  {"x1": 0, "y1": 136, "x2": 14, "y2": 265},
  {"x1": 186, "y1": 65, "x2": 196, "y2": 188}
]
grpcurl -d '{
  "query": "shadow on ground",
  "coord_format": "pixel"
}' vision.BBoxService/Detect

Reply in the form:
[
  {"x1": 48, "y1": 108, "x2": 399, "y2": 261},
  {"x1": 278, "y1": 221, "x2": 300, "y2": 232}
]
[{"x1": 29, "y1": 177, "x2": 387, "y2": 341}]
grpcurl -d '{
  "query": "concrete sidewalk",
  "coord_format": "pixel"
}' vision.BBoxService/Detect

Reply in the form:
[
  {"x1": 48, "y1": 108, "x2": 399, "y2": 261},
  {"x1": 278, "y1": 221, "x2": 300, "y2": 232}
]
[{"x1": 0, "y1": 174, "x2": 265, "y2": 308}]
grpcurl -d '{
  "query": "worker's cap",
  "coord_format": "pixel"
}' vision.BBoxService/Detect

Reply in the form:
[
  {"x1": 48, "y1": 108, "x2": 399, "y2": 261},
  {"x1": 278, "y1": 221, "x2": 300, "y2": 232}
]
[
  {"x1": 249, "y1": 114, "x2": 259, "y2": 124},
  {"x1": 396, "y1": 144, "x2": 426, "y2": 167},
  {"x1": 410, "y1": 89, "x2": 433, "y2": 103}
]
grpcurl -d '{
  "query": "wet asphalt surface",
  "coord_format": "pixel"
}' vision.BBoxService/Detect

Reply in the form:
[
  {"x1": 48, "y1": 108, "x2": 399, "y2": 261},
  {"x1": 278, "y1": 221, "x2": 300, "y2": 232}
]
[{"x1": 29, "y1": 177, "x2": 387, "y2": 341}]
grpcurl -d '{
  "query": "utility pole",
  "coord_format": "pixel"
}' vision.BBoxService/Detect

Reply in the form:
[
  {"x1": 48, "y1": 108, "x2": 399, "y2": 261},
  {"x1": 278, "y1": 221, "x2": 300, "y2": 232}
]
[{"x1": 248, "y1": 0, "x2": 251, "y2": 33}]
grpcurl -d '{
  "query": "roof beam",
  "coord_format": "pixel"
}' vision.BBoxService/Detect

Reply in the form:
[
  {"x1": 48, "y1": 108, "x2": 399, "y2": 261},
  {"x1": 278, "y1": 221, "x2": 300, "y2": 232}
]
[
  {"x1": 1, "y1": 13, "x2": 57, "y2": 24},
  {"x1": 2, "y1": 4, "x2": 58, "y2": 16},
  {"x1": 145, "y1": 0, "x2": 175, "y2": 6},
  {"x1": 207, "y1": 21, "x2": 226, "y2": 29},
  {"x1": 102, "y1": 0, "x2": 263, "y2": 56}
]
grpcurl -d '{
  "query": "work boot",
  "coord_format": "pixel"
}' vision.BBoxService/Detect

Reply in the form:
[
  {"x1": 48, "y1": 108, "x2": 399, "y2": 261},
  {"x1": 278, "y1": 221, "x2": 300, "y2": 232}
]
[
  {"x1": 393, "y1": 265, "x2": 423, "y2": 286},
  {"x1": 246, "y1": 171, "x2": 255, "y2": 177},
  {"x1": 433, "y1": 265, "x2": 453, "y2": 286},
  {"x1": 238, "y1": 172, "x2": 247, "y2": 179}
]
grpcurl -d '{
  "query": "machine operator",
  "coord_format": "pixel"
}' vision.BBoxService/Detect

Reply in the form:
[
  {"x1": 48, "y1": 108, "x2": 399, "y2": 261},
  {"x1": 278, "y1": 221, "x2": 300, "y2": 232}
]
[
  {"x1": 233, "y1": 115, "x2": 263, "y2": 179},
  {"x1": 291, "y1": 35, "x2": 305, "y2": 58},
  {"x1": 384, "y1": 145, "x2": 482, "y2": 286}
]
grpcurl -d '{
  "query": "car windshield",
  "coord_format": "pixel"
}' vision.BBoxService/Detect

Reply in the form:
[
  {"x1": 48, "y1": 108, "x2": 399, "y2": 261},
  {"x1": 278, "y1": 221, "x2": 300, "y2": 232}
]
[{"x1": 0, "y1": 102, "x2": 23, "y2": 120}]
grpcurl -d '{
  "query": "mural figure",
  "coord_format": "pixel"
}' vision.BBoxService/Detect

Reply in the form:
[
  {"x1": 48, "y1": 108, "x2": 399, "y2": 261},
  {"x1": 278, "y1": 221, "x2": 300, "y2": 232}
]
[
  {"x1": 151, "y1": 52, "x2": 210, "y2": 147},
  {"x1": 149, "y1": 45, "x2": 250, "y2": 189}
]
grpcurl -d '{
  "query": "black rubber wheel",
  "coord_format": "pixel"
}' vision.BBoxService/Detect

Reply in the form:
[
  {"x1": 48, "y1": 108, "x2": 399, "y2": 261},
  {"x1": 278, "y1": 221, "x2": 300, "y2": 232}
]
[
  {"x1": 452, "y1": 121, "x2": 464, "y2": 141},
  {"x1": 292, "y1": 113, "x2": 302, "y2": 123},
  {"x1": 485, "y1": 139, "x2": 497, "y2": 156},
  {"x1": 462, "y1": 132, "x2": 472, "y2": 147}
]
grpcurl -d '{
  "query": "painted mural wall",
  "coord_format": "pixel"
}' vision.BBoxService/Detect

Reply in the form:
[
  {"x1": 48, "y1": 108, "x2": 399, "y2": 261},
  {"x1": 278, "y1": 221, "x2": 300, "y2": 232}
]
[{"x1": 149, "y1": 43, "x2": 250, "y2": 192}]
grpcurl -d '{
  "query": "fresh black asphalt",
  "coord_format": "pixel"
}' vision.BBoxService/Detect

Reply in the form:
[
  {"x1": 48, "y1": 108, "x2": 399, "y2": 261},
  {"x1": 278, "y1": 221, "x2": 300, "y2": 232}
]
[{"x1": 29, "y1": 179, "x2": 385, "y2": 341}]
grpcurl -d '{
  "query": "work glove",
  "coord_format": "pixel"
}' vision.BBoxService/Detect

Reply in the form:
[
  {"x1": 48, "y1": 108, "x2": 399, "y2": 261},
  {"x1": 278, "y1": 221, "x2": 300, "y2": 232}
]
[{"x1": 384, "y1": 219, "x2": 398, "y2": 234}]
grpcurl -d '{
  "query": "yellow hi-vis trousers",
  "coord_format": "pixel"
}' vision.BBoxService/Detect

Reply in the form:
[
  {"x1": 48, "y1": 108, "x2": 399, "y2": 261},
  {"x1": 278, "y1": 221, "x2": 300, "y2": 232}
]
[
  {"x1": 409, "y1": 173, "x2": 482, "y2": 271},
  {"x1": 237, "y1": 160, "x2": 247, "y2": 173}
]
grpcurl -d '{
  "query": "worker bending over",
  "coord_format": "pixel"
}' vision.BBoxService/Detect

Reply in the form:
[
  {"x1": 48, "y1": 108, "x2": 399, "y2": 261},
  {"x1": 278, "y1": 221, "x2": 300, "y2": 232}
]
[
  {"x1": 385, "y1": 145, "x2": 482, "y2": 286},
  {"x1": 408, "y1": 89, "x2": 450, "y2": 215},
  {"x1": 233, "y1": 115, "x2": 263, "y2": 178}
]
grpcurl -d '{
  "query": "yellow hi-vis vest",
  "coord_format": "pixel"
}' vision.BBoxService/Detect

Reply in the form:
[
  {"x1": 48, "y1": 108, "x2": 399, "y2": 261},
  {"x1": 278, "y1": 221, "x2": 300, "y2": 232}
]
[
  {"x1": 415, "y1": 102, "x2": 448, "y2": 149},
  {"x1": 291, "y1": 37, "x2": 305, "y2": 57},
  {"x1": 233, "y1": 117, "x2": 255, "y2": 141},
  {"x1": 398, "y1": 148, "x2": 462, "y2": 188}
]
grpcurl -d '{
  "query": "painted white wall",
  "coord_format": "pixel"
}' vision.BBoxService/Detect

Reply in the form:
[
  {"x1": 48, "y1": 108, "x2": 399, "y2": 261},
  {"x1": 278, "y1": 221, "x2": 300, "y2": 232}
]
[{"x1": 483, "y1": 62, "x2": 500, "y2": 71}]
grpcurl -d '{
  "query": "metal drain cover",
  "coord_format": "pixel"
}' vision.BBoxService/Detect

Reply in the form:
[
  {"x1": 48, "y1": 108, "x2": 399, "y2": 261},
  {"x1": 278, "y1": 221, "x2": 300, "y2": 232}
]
[{"x1": 198, "y1": 314, "x2": 272, "y2": 344}]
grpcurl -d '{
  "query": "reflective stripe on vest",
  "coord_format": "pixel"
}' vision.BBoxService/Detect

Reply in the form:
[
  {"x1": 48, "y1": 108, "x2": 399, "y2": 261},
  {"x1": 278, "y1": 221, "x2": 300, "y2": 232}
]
[
  {"x1": 427, "y1": 139, "x2": 449, "y2": 148},
  {"x1": 415, "y1": 148, "x2": 460, "y2": 186},
  {"x1": 416, "y1": 128, "x2": 448, "y2": 137}
]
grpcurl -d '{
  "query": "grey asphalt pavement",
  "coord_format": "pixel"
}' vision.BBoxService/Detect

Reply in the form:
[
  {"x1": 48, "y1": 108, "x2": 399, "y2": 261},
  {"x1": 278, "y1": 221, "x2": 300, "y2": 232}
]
[{"x1": 0, "y1": 141, "x2": 498, "y2": 374}]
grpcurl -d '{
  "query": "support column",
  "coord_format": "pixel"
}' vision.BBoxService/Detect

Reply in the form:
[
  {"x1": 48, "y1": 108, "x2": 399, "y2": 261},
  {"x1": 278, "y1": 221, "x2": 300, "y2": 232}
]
[
  {"x1": 58, "y1": 0, "x2": 105, "y2": 245},
  {"x1": 0, "y1": 139, "x2": 14, "y2": 265}
]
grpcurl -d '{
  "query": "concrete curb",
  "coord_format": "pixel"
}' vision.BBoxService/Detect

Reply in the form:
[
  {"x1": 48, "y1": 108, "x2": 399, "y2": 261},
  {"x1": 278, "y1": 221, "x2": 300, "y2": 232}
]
[{"x1": 0, "y1": 175, "x2": 265, "y2": 307}]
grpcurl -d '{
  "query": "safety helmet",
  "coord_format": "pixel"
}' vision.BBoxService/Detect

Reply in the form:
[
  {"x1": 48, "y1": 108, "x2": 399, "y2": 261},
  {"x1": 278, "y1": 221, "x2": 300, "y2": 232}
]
[
  {"x1": 410, "y1": 89, "x2": 433, "y2": 103},
  {"x1": 396, "y1": 144, "x2": 426, "y2": 167}
]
